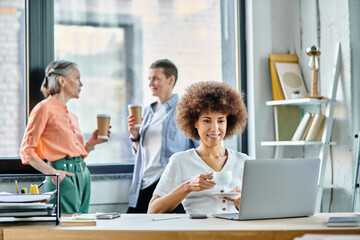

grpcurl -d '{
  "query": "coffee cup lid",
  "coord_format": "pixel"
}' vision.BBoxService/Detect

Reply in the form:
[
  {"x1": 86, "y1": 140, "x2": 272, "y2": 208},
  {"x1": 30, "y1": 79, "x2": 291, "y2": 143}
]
[
  {"x1": 97, "y1": 114, "x2": 111, "y2": 118},
  {"x1": 128, "y1": 104, "x2": 142, "y2": 108}
]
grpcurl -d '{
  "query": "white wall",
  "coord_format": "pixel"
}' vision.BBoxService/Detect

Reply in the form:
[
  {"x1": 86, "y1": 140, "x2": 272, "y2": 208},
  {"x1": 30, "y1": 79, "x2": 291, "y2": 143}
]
[
  {"x1": 90, "y1": 177, "x2": 131, "y2": 205},
  {"x1": 245, "y1": 0, "x2": 273, "y2": 159},
  {"x1": 246, "y1": 0, "x2": 359, "y2": 211},
  {"x1": 246, "y1": 0, "x2": 303, "y2": 159},
  {"x1": 89, "y1": 177, "x2": 131, "y2": 213}
]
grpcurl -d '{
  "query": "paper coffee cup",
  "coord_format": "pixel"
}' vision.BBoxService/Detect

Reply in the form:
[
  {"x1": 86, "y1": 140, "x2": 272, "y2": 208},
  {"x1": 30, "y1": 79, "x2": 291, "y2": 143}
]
[
  {"x1": 128, "y1": 104, "x2": 142, "y2": 128},
  {"x1": 97, "y1": 114, "x2": 111, "y2": 139}
]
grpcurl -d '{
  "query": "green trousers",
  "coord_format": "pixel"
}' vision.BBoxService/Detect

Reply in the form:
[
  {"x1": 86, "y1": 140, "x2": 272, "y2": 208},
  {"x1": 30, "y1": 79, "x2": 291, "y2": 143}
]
[{"x1": 45, "y1": 156, "x2": 91, "y2": 214}]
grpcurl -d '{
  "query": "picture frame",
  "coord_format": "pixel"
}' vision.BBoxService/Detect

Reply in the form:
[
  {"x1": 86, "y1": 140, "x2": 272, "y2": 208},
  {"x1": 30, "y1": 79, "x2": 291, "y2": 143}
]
[
  {"x1": 268, "y1": 54, "x2": 299, "y2": 100},
  {"x1": 275, "y1": 62, "x2": 308, "y2": 99}
]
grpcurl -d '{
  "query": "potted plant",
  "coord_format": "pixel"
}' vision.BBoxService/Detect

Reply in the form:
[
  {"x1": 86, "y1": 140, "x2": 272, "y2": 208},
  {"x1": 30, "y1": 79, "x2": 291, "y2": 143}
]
[{"x1": 291, "y1": 90, "x2": 301, "y2": 99}]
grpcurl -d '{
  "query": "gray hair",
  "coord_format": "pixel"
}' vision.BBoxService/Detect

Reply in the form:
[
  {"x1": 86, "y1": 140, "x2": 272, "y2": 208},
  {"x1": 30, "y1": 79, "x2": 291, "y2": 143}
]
[{"x1": 41, "y1": 60, "x2": 78, "y2": 97}]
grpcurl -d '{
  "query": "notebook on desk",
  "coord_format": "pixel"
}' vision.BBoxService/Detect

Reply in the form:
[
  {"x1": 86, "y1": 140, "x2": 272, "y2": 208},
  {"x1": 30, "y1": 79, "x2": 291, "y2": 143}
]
[{"x1": 213, "y1": 158, "x2": 320, "y2": 220}]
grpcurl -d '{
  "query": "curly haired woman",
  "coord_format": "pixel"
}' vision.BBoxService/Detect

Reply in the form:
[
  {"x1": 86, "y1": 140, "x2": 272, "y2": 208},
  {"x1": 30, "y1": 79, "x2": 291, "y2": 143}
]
[{"x1": 148, "y1": 81, "x2": 251, "y2": 214}]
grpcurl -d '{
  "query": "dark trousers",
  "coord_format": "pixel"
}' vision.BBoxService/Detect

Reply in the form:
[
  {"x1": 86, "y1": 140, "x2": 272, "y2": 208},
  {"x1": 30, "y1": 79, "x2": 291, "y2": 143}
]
[{"x1": 127, "y1": 180, "x2": 185, "y2": 213}]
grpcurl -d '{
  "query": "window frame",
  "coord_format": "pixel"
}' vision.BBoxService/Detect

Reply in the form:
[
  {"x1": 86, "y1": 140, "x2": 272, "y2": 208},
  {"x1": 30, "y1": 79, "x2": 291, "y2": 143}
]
[
  {"x1": 237, "y1": 0, "x2": 248, "y2": 153},
  {"x1": 54, "y1": 13, "x2": 142, "y2": 165},
  {"x1": 0, "y1": 0, "x2": 247, "y2": 174},
  {"x1": 0, "y1": 0, "x2": 53, "y2": 174}
]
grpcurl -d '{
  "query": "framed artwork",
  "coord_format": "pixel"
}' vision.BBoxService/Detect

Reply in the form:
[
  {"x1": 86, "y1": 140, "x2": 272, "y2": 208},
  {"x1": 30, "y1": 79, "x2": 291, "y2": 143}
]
[
  {"x1": 275, "y1": 62, "x2": 308, "y2": 99},
  {"x1": 268, "y1": 54, "x2": 299, "y2": 100}
]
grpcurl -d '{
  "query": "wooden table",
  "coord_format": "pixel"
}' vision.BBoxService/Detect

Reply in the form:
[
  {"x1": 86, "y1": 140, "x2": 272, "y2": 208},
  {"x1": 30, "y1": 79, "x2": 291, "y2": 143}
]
[{"x1": 1, "y1": 213, "x2": 360, "y2": 240}]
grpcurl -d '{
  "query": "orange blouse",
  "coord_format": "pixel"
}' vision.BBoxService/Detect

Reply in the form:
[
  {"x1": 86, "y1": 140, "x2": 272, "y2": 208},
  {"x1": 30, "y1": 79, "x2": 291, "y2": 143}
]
[{"x1": 20, "y1": 95, "x2": 88, "y2": 163}]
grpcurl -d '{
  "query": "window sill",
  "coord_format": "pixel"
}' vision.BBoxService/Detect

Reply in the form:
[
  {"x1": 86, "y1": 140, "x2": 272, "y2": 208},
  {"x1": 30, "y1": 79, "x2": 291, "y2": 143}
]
[{"x1": 0, "y1": 158, "x2": 134, "y2": 175}]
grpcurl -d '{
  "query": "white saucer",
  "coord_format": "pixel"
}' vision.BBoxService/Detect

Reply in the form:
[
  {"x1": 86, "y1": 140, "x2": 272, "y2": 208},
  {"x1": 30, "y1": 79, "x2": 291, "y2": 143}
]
[{"x1": 211, "y1": 192, "x2": 239, "y2": 198}]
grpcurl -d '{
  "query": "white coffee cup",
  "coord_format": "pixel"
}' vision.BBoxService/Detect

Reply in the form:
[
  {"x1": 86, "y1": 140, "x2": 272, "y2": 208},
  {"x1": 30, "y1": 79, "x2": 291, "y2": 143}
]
[{"x1": 212, "y1": 171, "x2": 232, "y2": 186}]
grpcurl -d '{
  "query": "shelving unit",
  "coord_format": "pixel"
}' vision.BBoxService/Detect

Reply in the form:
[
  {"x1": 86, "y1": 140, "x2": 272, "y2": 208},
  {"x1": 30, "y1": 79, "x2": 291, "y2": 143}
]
[
  {"x1": 352, "y1": 133, "x2": 360, "y2": 211},
  {"x1": 261, "y1": 42, "x2": 341, "y2": 212},
  {"x1": 0, "y1": 174, "x2": 60, "y2": 225}
]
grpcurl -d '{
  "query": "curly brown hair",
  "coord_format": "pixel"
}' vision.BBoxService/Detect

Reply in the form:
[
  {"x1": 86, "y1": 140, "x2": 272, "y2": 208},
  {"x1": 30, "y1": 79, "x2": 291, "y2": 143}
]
[{"x1": 176, "y1": 81, "x2": 247, "y2": 140}]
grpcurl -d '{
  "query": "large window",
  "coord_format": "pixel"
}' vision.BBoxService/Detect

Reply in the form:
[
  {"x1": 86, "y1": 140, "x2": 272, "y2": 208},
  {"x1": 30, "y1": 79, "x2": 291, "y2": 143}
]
[
  {"x1": 54, "y1": 0, "x2": 241, "y2": 164},
  {"x1": 0, "y1": 0, "x2": 246, "y2": 172},
  {"x1": 55, "y1": 24, "x2": 131, "y2": 164},
  {"x1": 0, "y1": 0, "x2": 26, "y2": 158}
]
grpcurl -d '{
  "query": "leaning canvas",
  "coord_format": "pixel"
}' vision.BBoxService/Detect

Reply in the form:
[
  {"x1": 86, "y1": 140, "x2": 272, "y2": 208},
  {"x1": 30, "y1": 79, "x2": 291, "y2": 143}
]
[
  {"x1": 275, "y1": 63, "x2": 308, "y2": 99},
  {"x1": 268, "y1": 54, "x2": 299, "y2": 101}
]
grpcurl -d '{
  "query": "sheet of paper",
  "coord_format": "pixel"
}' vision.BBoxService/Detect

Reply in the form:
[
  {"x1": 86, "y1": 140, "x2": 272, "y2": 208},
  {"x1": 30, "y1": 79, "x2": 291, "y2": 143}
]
[{"x1": 0, "y1": 191, "x2": 56, "y2": 203}]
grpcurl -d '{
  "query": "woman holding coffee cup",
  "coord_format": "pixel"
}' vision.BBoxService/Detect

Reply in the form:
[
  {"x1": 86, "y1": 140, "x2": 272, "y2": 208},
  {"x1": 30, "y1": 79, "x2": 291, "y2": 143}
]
[
  {"x1": 127, "y1": 59, "x2": 200, "y2": 213},
  {"x1": 20, "y1": 60, "x2": 110, "y2": 214},
  {"x1": 148, "y1": 81, "x2": 250, "y2": 214}
]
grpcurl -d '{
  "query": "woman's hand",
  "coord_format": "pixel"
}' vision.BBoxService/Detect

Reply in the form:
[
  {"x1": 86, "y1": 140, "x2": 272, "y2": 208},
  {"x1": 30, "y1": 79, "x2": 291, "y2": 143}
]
[
  {"x1": 50, "y1": 170, "x2": 74, "y2": 185},
  {"x1": 127, "y1": 115, "x2": 140, "y2": 139},
  {"x1": 87, "y1": 126, "x2": 111, "y2": 150},
  {"x1": 148, "y1": 173, "x2": 215, "y2": 213},
  {"x1": 28, "y1": 158, "x2": 74, "y2": 185},
  {"x1": 185, "y1": 173, "x2": 216, "y2": 193},
  {"x1": 221, "y1": 186, "x2": 242, "y2": 210}
]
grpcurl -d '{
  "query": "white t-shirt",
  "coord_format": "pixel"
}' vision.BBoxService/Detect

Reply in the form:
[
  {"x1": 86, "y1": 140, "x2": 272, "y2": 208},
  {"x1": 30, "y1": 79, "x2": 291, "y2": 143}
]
[
  {"x1": 141, "y1": 103, "x2": 167, "y2": 189},
  {"x1": 153, "y1": 148, "x2": 251, "y2": 214}
]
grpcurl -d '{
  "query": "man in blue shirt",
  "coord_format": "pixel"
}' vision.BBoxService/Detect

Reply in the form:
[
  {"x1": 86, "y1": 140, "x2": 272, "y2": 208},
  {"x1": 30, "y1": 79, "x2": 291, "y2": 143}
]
[{"x1": 127, "y1": 59, "x2": 199, "y2": 213}]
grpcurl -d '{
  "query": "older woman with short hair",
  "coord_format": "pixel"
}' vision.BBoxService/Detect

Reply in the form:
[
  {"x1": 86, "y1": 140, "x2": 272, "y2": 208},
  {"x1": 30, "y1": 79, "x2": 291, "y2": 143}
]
[
  {"x1": 20, "y1": 60, "x2": 109, "y2": 214},
  {"x1": 148, "y1": 81, "x2": 250, "y2": 214}
]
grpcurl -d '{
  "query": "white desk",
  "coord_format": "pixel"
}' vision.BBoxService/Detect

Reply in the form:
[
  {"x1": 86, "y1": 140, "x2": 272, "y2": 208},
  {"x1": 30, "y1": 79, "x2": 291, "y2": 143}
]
[{"x1": 2, "y1": 213, "x2": 360, "y2": 240}]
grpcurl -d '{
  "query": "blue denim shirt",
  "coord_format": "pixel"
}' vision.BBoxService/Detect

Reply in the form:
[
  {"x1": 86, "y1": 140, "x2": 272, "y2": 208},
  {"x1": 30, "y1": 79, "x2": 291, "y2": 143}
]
[{"x1": 128, "y1": 94, "x2": 200, "y2": 208}]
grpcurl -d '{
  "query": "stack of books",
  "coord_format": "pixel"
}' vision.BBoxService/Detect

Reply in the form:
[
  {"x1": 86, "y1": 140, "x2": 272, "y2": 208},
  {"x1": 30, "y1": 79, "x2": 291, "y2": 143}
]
[
  {"x1": 61, "y1": 214, "x2": 97, "y2": 226},
  {"x1": 292, "y1": 112, "x2": 326, "y2": 141},
  {"x1": 60, "y1": 212, "x2": 120, "y2": 226}
]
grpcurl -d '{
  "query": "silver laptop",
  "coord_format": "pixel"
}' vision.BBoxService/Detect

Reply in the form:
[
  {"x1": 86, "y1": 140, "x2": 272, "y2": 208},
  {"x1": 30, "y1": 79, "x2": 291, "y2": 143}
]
[{"x1": 213, "y1": 158, "x2": 320, "y2": 220}]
